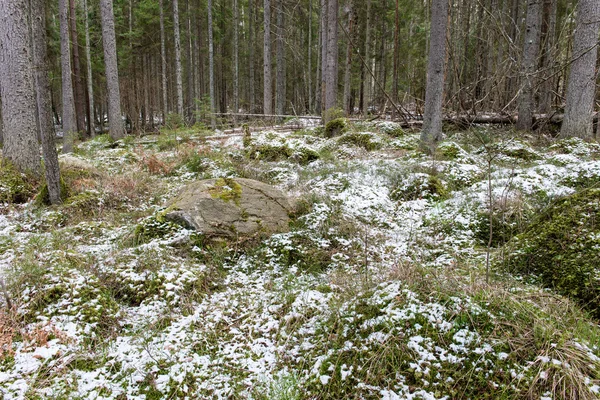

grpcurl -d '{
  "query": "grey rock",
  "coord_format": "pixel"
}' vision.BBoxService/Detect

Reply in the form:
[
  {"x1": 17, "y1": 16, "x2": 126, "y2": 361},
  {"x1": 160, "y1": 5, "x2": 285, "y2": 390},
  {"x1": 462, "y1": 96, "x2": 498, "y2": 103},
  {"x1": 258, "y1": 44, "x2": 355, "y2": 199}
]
[{"x1": 165, "y1": 178, "x2": 292, "y2": 239}]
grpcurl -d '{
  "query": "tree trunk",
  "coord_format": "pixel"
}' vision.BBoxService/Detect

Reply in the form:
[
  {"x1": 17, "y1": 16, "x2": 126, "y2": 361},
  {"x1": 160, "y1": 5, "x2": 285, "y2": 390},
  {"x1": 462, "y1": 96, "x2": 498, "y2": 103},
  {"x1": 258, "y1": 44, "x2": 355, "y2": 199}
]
[
  {"x1": 83, "y1": 0, "x2": 95, "y2": 137},
  {"x1": 99, "y1": 0, "x2": 125, "y2": 139},
  {"x1": 263, "y1": 0, "x2": 273, "y2": 115},
  {"x1": 538, "y1": 0, "x2": 557, "y2": 114},
  {"x1": 207, "y1": 0, "x2": 216, "y2": 129},
  {"x1": 233, "y1": 0, "x2": 240, "y2": 119},
  {"x1": 173, "y1": 0, "x2": 184, "y2": 117},
  {"x1": 159, "y1": 0, "x2": 168, "y2": 122},
  {"x1": 319, "y1": 0, "x2": 328, "y2": 113},
  {"x1": 420, "y1": 0, "x2": 449, "y2": 152},
  {"x1": 560, "y1": 0, "x2": 600, "y2": 139},
  {"x1": 275, "y1": 0, "x2": 286, "y2": 117},
  {"x1": 308, "y1": 0, "x2": 313, "y2": 113},
  {"x1": 324, "y1": 0, "x2": 338, "y2": 115},
  {"x1": 30, "y1": 0, "x2": 61, "y2": 204},
  {"x1": 362, "y1": 0, "x2": 372, "y2": 114},
  {"x1": 0, "y1": 0, "x2": 40, "y2": 175},
  {"x1": 343, "y1": 2, "x2": 353, "y2": 116},
  {"x1": 59, "y1": 0, "x2": 77, "y2": 153},
  {"x1": 516, "y1": 0, "x2": 542, "y2": 131},
  {"x1": 187, "y1": 0, "x2": 194, "y2": 123},
  {"x1": 69, "y1": 0, "x2": 87, "y2": 137},
  {"x1": 248, "y1": 0, "x2": 256, "y2": 112}
]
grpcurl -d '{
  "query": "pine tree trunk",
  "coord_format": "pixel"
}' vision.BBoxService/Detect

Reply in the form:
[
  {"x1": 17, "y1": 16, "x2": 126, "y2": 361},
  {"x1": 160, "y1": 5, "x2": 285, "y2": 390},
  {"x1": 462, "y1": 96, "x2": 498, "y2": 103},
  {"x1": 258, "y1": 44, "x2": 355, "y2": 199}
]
[
  {"x1": 324, "y1": 0, "x2": 338, "y2": 115},
  {"x1": 560, "y1": 0, "x2": 600, "y2": 139},
  {"x1": 0, "y1": 0, "x2": 40, "y2": 175},
  {"x1": 516, "y1": 0, "x2": 542, "y2": 131},
  {"x1": 263, "y1": 0, "x2": 273, "y2": 115},
  {"x1": 99, "y1": 0, "x2": 125, "y2": 139},
  {"x1": 420, "y1": 0, "x2": 449, "y2": 152},
  {"x1": 59, "y1": 0, "x2": 77, "y2": 152},
  {"x1": 159, "y1": 0, "x2": 168, "y2": 122},
  {"x1": 362, "y1": 0, "x2": 371, "y2": 114},
  {"x1": 30, "y1": 0, "x2": 61, "y2": 204},
  {"x1": 83, "y1": 0, "x2": 95, "y2": 137},
  {"x1": 308, "y1": 0, "x2": 313, "y2": 113},
  {"x1": 70, "y1": 0, "x2": 87, "y2": 137},
  {"x1": 207, "y1": 0, "x2": 216, "y2": 129},
  {"x1": 275, "y1": 0, "x2": 285, "y2": 117},
  {"x1": 173, "y1": 0, "x2": 184, "y2": 118}
]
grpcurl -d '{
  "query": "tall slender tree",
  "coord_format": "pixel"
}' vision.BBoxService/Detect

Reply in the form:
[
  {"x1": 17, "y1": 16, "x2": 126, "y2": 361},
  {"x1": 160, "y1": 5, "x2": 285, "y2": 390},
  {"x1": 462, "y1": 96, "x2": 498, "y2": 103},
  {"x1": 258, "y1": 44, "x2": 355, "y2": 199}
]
[
  {"x1": 159, "y1": 0, "x2": 168, "y2": 121},
  {"x1": 263, "y1": 0, "x2": 273, "y2": 115},
  {"x1": 0, "y1": 0, "x2": 40, "y2": 174},
  {"x1": 516, "y1": 0, "x2": 542, "y2": 131},
  {"x1": 208, "y1": 0, "x2": 217, "y2": 129},
  {"x1": 323, "y1": 0, "x2": 338, "y2": 116},
  {"x1": 83, "y1": 0, "x2": 95, "y2": 136},
  {"x1": 560, "y1": 0, "x2": 600, "y2": 139},
  {"x1": 173, "y1": 0, "x2": 184, "y2": 117},
  {"x1": 30, "y1": 0, "x2": 61, "y2": 204},
  {"x1": 100, "y1": 0, "x2": 125, "y2": 139},
  {"x1": 59, "y1": 0, "x2": 77, "y2": 153},
  {"x1": 420, "y1": 0, "x2": 449, "y2": 153},
  {"x1": 275, "y1": 0, "x2": 286, "y2": 117},
  {"x1": 70, "y1": 0, "x2": 87, "y2": 136}
]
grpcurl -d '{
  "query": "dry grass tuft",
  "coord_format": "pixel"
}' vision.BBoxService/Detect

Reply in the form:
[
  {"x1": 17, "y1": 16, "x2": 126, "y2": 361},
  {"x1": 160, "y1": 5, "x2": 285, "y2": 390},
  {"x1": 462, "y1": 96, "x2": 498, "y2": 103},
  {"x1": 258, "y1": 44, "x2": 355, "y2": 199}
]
[{"x1": 0, "y1": 307, "x2": 18, "y2": 359}]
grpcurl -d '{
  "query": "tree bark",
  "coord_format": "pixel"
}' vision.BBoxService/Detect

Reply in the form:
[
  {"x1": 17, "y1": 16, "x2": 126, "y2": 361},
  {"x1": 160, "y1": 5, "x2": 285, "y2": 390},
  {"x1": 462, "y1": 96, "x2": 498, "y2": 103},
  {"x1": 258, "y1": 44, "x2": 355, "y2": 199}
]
[
  {"x1": 173, "y1": 0, "x2": 184, "y2": 117},
  {"x1": 275, "y1": 0, "x2": 286, "y2": 117},
  {"x1": 0, "y1": 0, "x2": 40, "y2": 175},
  {"x1": 207, "y1": 0, "x2": 217, "y2": 129},
  {"x1": 318, "y1": 0, "x2": 328, "y2": 113},
  {"x1": 159, "y1": 0, "x2": 168, "y2": 122},
  {"x1": 324, "y1": 0, "x2": 338, "y2": 115},
  {"x1": 233, "y1": 0, "x2": 240, "y2": 119},
  {"x1": 343, "y1": 2, "x2": 354, "y2": 116},
  {"x1": 83, "y1": 0, "x2": 95, "y2": 138},
  {"x1": 69, "y1": 0, "x2": 87, "y2": 137},
  {"x1": 420, "y1": 0, "x2": 449, "y2": 152},
  {"x1": 59, "y1": 0, "x2": 77, "y2": 153},
  {"x1": 31, "y1": 0, "x2": 61, "y2": 204},
  {"x1": 362, "y1": 0, "x2": 372, "y2": 114},
  {"x1": 308, "y1": 0, "x2": 313, "y2": 113},
  {"x1": 99, "y1": 0, "x2": 125, "y2": 139},
  {"x1": 538, "y1": 0, "x2": 557, "y2": 114},
  {"x1": 263, "y1": 0, "x2": 273, "y2": 115},
  {"x1": 248, "y1": 0, "x2": 256, "y2": 113},
  {"x1": 187, "y1": 0, "x2": 195, "y2": 123},
  {"x1": 560, "y1": 0, "x2": 600, "y2": 139},
  {"x1": 516, "y1": 0, "x2": 542, "y2": 131}
]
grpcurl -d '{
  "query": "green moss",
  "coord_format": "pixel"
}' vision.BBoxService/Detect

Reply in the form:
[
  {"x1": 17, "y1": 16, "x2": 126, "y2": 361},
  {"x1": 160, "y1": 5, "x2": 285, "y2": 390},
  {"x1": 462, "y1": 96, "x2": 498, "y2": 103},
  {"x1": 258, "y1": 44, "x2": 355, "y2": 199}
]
[
  {"x1": 391, "y1": 174, "x2": 448, "y2": 202},
  {"x1": 337, "y1": 133, "x2": 381, "y2": 151},
  {"x1": 324, "y1": 118, "x2": 348, "y2": 138},
  {"x1": 209, "y1": 177, "x2": 243, "y2": 204},
  {"x1": 503, "y1": 188, "x2": 600, "y2": 317},
  {"x1": 292, "y1": 148, "x2": 320, "y2": 165},
  {"x1": 131, "y1": 214, "x2": 182, "y2": 246},
  {"x1": 248, "y1": 143, "x2": 294, "y2": 161},
  {"x1": 0, "y1": 159, "x2": 37, "y2": 203},
  {"x1": 436, "y1": 142, "x2": 462, "y2": 160},
  {"x1": 35, "y1": 179, "x2": 71, "y2": 206}
]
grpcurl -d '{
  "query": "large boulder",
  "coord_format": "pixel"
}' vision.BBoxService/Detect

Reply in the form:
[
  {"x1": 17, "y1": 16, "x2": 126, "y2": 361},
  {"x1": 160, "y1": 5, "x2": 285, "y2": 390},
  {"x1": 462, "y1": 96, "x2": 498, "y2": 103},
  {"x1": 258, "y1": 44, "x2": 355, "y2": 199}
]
[{"x1": 164, "y1": 178, "x2": 292, "y2": 240}]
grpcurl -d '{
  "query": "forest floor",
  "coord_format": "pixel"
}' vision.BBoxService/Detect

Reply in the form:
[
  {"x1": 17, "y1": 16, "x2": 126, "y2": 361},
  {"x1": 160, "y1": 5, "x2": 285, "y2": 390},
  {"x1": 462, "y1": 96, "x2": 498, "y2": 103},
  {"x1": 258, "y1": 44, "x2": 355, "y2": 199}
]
[{"x1": 1, "y1": 120, "x2": 600, "y2": 399}]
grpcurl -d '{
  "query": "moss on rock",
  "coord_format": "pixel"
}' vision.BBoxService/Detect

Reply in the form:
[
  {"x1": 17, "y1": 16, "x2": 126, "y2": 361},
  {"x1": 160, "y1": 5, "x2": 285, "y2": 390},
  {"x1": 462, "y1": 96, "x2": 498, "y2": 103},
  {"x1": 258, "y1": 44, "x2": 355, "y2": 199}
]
[
  {"x1": 324, "y1": 118, "x2": 348, "y2": 138},
  {"x1": 503, "y1": 188, "x2": 600, "y2": 316}
]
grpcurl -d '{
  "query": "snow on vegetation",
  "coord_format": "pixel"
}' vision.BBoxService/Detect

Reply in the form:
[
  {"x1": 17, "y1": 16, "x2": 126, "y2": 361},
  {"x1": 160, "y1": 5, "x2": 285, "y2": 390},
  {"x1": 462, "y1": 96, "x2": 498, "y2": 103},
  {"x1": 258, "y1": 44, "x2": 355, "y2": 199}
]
[{"x1": 1, "y1": 123, "x2": 600, "y2": 399}]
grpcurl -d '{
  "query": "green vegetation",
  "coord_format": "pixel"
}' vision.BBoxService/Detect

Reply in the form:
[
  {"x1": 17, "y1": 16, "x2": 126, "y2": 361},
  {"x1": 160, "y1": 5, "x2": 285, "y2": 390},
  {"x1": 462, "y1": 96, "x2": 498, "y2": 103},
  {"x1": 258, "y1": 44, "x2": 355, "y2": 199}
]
[
  {"x1": 503, "y1": 188, "x2": 600, "y2": 317},
  {"x1": 0, "y1": 159, "x2": 37, "y2": 203}
]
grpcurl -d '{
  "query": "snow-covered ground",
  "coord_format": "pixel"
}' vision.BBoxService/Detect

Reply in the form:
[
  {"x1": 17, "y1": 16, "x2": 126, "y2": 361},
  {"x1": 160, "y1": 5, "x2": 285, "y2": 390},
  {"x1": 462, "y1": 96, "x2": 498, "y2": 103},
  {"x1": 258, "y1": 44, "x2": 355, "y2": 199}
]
[{"x1": 1, "y1": 125, "x2": 599, "y2": 399}]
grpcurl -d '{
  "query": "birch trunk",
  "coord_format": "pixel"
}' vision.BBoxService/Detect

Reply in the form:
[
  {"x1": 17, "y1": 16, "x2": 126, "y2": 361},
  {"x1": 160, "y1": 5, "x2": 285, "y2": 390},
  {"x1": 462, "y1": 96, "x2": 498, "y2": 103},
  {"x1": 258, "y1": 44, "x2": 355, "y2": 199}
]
[
  {"x1": 173, "y1": 0, "x2": 184, "y2": 117},
  {"x1": 59, "y1": 0, "x2": 77, "y2": 152},
  {"x1": 83, "y1": 0, "x2": 95, "y2": 137},
  {"x1": 0, "y1": 0, "x2": 40, "y2": 174},
  {"x1": 560, "y1": 0, "x2": 600, "y2": 139},
  {"x1": 99, "y1": 0, "x2": 125, "y2": 139},
  {"x1": 263, "y1": 0, "x2": 273, "y2": 115},
  {"x1": 516, "y1": 0, "x2": 542, "y2": 131},
  {"x1": 31, "y1": 0, "x2": 61, "y2": 203},
  {"x1": 420, "y1": 0, "x2": 449, "y2": 152}
]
